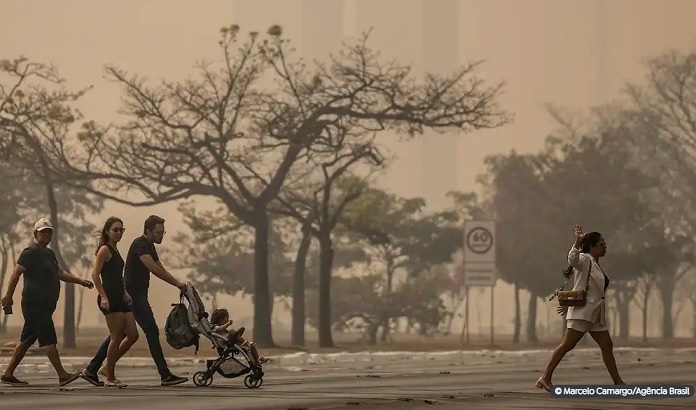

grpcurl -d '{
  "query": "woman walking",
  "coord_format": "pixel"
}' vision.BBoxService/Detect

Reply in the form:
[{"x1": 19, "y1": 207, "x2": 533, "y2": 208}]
[
  {"x1": 82, "y1": 217, "x2": 139, "y2": 388},
  {"x1": 535, "y1": 224, "x2": 625, "y2": 391}
]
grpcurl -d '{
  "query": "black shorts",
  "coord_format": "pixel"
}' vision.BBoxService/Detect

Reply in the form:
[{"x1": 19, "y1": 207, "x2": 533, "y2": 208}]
[
  {"x1": 98, "y1": 288, "x2": 132, "y2": 315},
  {"x1": 20, "y1": 300, "x2": 58, "y2": 348}
]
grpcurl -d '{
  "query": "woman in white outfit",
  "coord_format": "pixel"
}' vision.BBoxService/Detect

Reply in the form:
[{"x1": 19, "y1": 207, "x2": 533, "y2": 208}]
[{"x1": 535, "y1": 224, "x2": 625, "y2": 391}]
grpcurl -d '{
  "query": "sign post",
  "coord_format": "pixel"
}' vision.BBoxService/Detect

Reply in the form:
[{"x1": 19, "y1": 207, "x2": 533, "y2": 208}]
[{"x1": 462, "y1": 220, "x2": 496, "y2": 347}]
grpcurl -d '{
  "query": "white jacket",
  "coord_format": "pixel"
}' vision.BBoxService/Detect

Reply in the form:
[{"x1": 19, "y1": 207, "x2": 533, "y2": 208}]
[{"x1": 565, "y1": 245, "x2": 609, "y2": 322}]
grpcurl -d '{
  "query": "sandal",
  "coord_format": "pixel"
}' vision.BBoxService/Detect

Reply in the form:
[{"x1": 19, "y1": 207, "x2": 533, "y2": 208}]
[
  {"x1": 59, "y1": 372, "x2": 81, "y2": 386},
  {"x1": 535, "y1": 377, "x2": 552, "y2": 392},
  {"x1": 104, "y1": 378, "x2": 127, "y2": 388}
]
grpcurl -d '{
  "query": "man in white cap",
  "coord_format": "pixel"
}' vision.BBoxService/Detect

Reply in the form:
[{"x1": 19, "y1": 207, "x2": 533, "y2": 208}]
[{"x1": 0, "y1": 218, "x2": 95, "y2": 386}]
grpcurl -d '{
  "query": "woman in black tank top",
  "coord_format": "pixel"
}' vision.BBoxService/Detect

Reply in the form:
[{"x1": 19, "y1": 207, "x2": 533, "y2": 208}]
[
  {"x1": 99, "y1": 243, "x2": 125, "y2": 305},
  {"x1": 88, "y1": 217, "x2": 140, "y2": 388}
]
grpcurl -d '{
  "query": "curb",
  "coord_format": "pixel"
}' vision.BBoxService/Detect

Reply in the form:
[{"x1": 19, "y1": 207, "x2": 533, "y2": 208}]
[{"x1": 2, "y1": 346, "x2": 692, "y2": 374}]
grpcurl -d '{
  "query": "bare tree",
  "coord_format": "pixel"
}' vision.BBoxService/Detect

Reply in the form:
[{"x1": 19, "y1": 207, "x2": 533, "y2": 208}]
[
  {"x1": 633, "y1": 272, "x2": 656, "y2": 342},
  {"x1": 268, "y1": 121, "x2": 386, "y2": 347},
  {"x1": 50, "y1": 27, "x2": 509, "y2": 346},
  {"x1": 0, "y1": 58, "x2": 102, "y2": 348},
  {"x1": 682, "y1": 270, "x2": 696, "y2": 338},
  {"x1": 626, "y1": 50, "x2": 696, "y2": 187},
  {"x1": 623, "y1": 52, "x2": 696, "y2": 339}
]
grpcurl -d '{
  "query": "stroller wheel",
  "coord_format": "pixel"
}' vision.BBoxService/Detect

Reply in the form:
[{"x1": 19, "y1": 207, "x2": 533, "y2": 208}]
[
  {"x1": 244, "y1": 374, "x2": 262, "y2": 389},
  {"x1": 193, "y1": 371, "x2": 212, "y2": 387}
]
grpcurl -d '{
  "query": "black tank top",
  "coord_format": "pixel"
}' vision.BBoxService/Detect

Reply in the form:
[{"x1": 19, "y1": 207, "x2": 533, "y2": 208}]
[{"x1": 101, "y1": 244, "x2": 125, "y2": 291}]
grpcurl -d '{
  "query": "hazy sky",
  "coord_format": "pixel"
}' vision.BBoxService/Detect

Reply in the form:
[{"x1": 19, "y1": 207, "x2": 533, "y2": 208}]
[{"x1": 1, "y1": 0, "x2": 695, "y2": 334}]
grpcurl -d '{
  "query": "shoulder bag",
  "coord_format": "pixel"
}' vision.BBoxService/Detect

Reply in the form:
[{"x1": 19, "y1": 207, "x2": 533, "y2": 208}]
[{"x1": 549, "y1": 262, "x2": 592, "y2": 307}]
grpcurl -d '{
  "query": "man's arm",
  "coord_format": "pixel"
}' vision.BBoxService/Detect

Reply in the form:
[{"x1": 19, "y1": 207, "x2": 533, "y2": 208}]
[
  {"x1": 139, "y1": 255, "x2": 183, "y2": 288},
  {"x1": 1, "y1": 264, "x2": 26, "y2": 305},
  {"x1": 59, "y1": 269, "x2": 93, "y2": 288}
]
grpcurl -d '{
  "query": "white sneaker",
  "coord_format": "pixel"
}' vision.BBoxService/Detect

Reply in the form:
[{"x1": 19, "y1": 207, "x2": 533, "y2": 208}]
[{"x1": 104, "y1": 378, "x2": 127, "y2": 388}]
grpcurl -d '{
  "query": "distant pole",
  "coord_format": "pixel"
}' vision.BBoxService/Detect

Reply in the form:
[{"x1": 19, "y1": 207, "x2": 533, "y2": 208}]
[
  {"x1": 465, "y1": 286, "x2": 470, "y2": 344},
  {"x1": 490, "y1": 284, "x2": 495, "y2": 346}
]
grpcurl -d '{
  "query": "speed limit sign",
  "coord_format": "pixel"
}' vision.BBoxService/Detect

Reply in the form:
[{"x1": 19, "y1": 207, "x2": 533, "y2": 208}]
[{"x1": 463, "y1": 220, "x2": 496, "y2": 264}]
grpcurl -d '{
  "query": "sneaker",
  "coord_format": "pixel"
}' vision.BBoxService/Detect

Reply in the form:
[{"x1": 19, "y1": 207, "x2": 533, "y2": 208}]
[
  {"x1": 1, "y1": 374, "x2": 28, "y2": 386},
  {"x1": 104, "y1": 379, "x2": 127, "y2": 388},
  {"x1": 161, "y1": 374, "x2": 188, "y2": 386},
  {"x1": 80, "y1": 370, "x2": 105, "y2": 387}
]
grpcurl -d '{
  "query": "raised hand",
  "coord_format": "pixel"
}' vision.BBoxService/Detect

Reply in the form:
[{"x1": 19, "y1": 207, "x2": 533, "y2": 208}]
[{"x1": 572, "y1": 224, "x2": 585, "y2": 239}]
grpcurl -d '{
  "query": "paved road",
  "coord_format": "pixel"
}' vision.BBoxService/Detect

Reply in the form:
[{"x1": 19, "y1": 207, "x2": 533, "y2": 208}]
[{"x1": 1, "y1": 348, "x2": 695, "y2": 409}]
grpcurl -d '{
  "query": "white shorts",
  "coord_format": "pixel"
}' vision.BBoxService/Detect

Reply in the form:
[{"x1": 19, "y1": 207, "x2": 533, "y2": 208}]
[{"x1": 567, "y1": 319, "x2": 608, "y2": 333}]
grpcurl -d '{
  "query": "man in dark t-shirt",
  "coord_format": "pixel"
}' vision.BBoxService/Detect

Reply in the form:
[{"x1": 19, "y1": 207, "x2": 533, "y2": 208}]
[
  {"x1": 1, "y1": 218, "x2": 93, "y2": 386},
  {"x1": 124, "y1": 234, "x2": 160, "y2": 295},
  {"x1": 81, "y1": 215, "x2": 188, "y2": 387}
]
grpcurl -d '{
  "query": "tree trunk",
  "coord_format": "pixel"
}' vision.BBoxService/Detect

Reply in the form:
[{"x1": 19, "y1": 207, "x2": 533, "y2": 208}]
[
  {"x1": 2, "y1": 244, "x2": 16, "y2": 333},
  {"x1": 44, "y1": 182, "x2": 75, "y2": 349},
  {"x1": 512, "y1": 283, "x2": 521, "y2": 343},
  {"x1": 251, "y1": 208, "x2": 275, "y2": 347},
  {"x1": 380, "y1": 255, "x2": 395, "y2": 343},
  {"x1": 526, "y1": 292, "x2": 538, "y2": 342},
  {"x1": 317, "y1": 233, "x2": 335, "y2": 348},
  {"x1": 418, "y1": 320, "x2": 428, "y2": 337},
  {"x1": 658, "y1": 274, "x2": 675, "y2": 339},
  {"x1": 76, "y1": 276, "x2": 86, "y2": 336},
  {"x1": 0, "y1": 242, "x2": 7, "y2": 335},
  {"x1": 291, "y1": 228, "x2": 312, "y2": 346},
  {"x1": 366, "y1": 322, "x2": 378, "y2": 345},
  {"x1": 617, "y1": 303, "x2": 630, "y2": 341},
  {"x1": 385, "y1": 255, "x2": 395, "y2": 293},
  {"x1": 692, "y1": 299, "x2": 696, "y2": 338},
  {"x1": 614, "y1": 283, "x2": 632, "y2": 341},
  {"x1": 641, "y1": 283, "x2": 651, "y2": 342}
]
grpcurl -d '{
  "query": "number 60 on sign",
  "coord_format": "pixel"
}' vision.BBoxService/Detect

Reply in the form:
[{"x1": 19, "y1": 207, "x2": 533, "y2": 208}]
[{"x1": 463, "y1": 220, "x2": 496, "y2": 264}]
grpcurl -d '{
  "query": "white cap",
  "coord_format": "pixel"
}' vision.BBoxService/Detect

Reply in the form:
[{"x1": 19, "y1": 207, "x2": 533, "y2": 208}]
[{"x1": 33, "y1": 218, "x2": 53, "y2": 232}]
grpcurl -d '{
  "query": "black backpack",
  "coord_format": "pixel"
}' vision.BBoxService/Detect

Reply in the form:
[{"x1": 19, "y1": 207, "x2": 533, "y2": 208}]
[{"x1": 165, "y1": 302, "x2": 200, "y2": 353}]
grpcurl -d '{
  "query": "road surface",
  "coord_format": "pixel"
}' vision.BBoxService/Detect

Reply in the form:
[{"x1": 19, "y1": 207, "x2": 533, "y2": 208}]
[{"x1": 1, "y1": 348, "x2": 695, "y2": 409}]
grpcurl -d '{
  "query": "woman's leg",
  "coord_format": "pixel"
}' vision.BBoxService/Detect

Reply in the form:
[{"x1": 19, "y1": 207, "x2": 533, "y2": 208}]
[
  {"x1": 589, "y1": 330, "x2": 624, "y2": 385},
  {"x1": 119, "y1": 312, "x2": 139, "y2": 356},
  {"x1": 104, "y1": 312, "x2": 126, "y2": 382},
  {"x1": 537, "y1": 327, "x2": 585, "y2": 388}
]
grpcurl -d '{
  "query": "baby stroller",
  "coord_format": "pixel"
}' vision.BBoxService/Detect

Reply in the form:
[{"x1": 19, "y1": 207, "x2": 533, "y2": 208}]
[{"x1": 175, "y1": 282, "x2": 265, "y2": 388}]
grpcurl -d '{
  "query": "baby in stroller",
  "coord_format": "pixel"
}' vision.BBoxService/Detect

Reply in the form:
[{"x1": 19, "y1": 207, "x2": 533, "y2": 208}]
[{"x1": 209, "y1": 308, "x2": 269, "y2": 366}]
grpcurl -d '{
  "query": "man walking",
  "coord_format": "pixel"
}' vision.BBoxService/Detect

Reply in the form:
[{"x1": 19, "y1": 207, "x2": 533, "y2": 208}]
[
  {"x1": 81, "y1": 215, "x2": 188, "y2": 386},
  {"x1": 1, "y1": 218, "x2": 93, "y2": 386}
]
